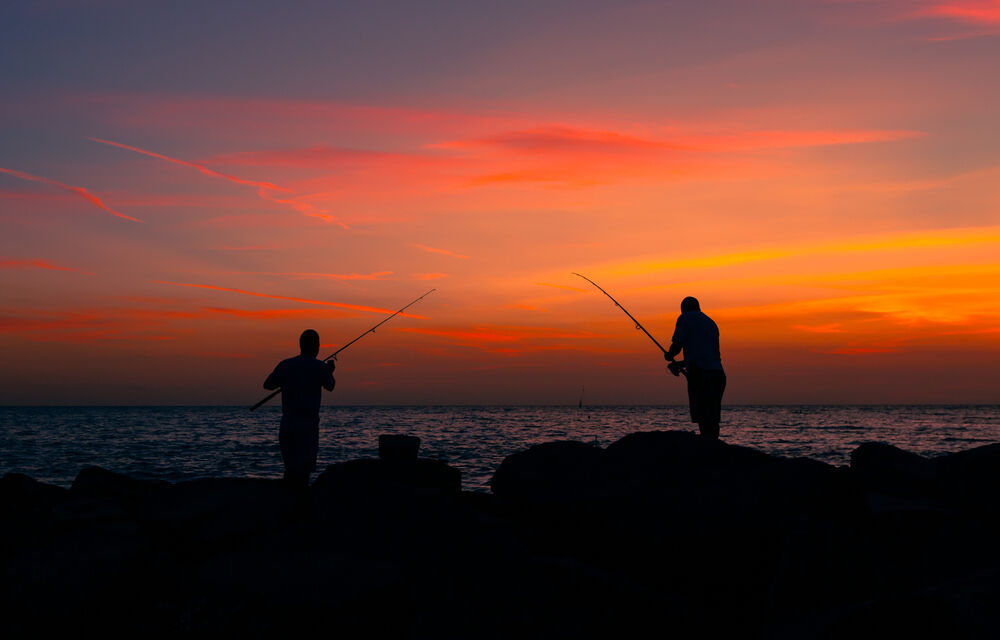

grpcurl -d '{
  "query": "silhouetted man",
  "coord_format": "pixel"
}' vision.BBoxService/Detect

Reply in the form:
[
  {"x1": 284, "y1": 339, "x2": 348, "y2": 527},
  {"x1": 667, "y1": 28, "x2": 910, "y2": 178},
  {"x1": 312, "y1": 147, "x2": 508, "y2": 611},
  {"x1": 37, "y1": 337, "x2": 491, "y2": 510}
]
[
  {"x1": 665, "y1": 297, "x2": 726, "y2": 439},
  {"x1": 263, "y1": 329, "x2": 336, "y2": 488}
]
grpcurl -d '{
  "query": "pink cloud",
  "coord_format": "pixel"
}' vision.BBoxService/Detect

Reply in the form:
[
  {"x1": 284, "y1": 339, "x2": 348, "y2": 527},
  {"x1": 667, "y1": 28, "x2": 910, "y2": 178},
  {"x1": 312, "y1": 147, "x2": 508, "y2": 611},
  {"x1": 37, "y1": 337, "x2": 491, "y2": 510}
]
[
  {"x1": 921, "y1": 1, "x2": 1000, "y2": 24},
  {"x1": 88, "y1": 137, "x2": 289, "y2": 191},
  {"x1": 88, "y1": 137, "x2": 348, "y2": 227},
  {"x1": 0, "y1": 167, "x2": 141, "y2": 222},
  {"x1": 153, "y1": 280, "x2": 428, "y2": 317}
]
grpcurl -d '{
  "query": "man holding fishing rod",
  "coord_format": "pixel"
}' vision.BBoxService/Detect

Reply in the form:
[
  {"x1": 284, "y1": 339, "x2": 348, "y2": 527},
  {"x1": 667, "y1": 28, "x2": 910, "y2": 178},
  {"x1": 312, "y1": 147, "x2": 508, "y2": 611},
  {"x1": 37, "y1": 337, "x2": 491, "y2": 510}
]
[
  {"x1": 263, "y1": 329, "x2": 336, "y2": 489},
  {"x1": 664, "y1": 296, "x2": 726, "y2": 439},
  {"x1": 573, "y1": 275, "x2": 726, "y2": 439},
  {"x1": 254, "y1": 289, "x2": 435, "y2": 488}
]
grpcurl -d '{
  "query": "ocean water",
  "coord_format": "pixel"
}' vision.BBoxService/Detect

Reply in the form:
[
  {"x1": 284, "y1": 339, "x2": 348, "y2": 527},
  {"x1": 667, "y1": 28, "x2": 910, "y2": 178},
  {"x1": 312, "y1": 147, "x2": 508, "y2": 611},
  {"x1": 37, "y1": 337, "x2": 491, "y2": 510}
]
[{"x1": 1, "y1": 405, "x2": 998, "y2": 491}]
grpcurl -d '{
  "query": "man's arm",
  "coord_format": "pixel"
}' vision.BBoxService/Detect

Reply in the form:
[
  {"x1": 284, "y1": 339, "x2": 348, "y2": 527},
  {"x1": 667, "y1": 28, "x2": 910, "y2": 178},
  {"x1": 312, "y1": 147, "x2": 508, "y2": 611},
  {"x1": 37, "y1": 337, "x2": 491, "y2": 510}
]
[
  {"x1": 263, "y1": 364, "x2": 282, "y2": 390},
  {"x1": 665, "y1": 341, "x2": 682, "y2": 361},
  {"x1": 664, "y1": 315, "x2": 685, "y2": 361},
  {"x1": 322, "y1": 359, "x2": 336, "y2": 392}
]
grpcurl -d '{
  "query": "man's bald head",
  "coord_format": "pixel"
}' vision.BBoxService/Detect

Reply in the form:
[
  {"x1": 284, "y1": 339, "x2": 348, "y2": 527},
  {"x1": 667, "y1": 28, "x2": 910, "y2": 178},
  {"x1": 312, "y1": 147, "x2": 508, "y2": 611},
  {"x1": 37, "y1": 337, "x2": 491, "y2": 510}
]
[
  {"x1": 299, "y1": 329, "x2": 320, "y2": 356},
  {"x1": 681, "y1": 297, "x2": 700, "y2": 312}
]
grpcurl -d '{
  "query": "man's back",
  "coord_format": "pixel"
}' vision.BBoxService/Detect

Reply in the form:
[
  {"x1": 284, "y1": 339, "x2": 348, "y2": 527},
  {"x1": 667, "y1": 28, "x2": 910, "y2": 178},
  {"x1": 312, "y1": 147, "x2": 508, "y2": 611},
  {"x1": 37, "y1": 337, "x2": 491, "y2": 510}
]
[
  {"x1": 671, "y1": 310, "x2": 723, "y2": 370},
  {"x1": 265, "y1": 354, "x2": 334, "y2": 419}
]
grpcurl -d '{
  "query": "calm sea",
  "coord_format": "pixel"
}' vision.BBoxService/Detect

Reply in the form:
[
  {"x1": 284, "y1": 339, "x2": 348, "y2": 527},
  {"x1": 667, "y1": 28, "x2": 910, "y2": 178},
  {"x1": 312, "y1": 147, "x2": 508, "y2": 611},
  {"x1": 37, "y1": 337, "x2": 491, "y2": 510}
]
[{"x1": 1, "y1": 405, "x2": 998, "y2": 491}]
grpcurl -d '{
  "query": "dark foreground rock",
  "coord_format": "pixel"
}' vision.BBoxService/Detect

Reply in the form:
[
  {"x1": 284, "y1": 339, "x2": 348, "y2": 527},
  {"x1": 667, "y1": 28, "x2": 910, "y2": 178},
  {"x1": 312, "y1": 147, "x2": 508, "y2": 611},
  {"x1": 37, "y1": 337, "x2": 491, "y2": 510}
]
[{"x1": 4, "y1": 433, "x2": 1000, "y2": 637}]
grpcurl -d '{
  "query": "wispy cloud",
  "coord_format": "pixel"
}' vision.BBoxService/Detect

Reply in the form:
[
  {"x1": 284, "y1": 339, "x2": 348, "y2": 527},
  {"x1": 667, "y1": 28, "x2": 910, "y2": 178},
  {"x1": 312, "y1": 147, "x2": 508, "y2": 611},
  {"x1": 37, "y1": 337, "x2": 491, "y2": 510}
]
[
  {"x1": 88, "y1": 137, "x2": 289, "y2": 191},
  {"x1": 88, "y1": 137, "x2": 349, "y2": 227},
  {"x1": 920, "y1": 1, "x2": 1000, "y2": 25},
  {"x1": 411, "y1": 244, "x2": 469, "y2": 259},
  {"x1": 153, "y1": 281, "x2": 427, "y2": 317},
  {"x1": 435, "y1": 126, "x2": 922, "y2": 155},
  {"x1": 0, "y1": 258, "x2": 93, "y2": 274},
  {"x1": 266, "y1": 270, "x2": 393, "y2": 280},
  {"x1": 0, "y1": 167, "x2": 140, "y2": 222},
  {"x1": 413, "y1": 272, "x2": 449, "y2": 280}
]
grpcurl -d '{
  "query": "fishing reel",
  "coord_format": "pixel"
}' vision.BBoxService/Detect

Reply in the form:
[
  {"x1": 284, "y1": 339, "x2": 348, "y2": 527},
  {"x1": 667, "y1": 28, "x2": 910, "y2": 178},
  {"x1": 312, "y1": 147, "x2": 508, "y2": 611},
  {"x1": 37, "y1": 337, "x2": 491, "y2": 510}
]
[{"x1": 667, "y1": 360, "x2": 687, "y2": 377}]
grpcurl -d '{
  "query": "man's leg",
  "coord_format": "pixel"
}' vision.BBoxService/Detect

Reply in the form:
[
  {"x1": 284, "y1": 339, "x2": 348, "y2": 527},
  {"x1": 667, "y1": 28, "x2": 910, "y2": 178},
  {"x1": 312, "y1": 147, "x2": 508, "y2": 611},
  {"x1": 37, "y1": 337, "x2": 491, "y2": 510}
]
[
  {"x1": 279, "y1": 418, "x2": 312, "y2": 491},
  {"x1": 698, "y1": 421, "x2": 720, "y2": 439}
]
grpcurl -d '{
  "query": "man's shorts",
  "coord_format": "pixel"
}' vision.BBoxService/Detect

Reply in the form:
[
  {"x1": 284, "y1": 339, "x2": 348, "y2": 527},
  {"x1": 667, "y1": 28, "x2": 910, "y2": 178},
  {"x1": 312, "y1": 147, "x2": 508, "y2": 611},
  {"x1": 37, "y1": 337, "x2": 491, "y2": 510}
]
[
  {"x1": 686, "y1": 366, "x2": 727, "y2": 424},
  {"x1": 279, "y1": 414, "x2": 320, "y2": 475}
]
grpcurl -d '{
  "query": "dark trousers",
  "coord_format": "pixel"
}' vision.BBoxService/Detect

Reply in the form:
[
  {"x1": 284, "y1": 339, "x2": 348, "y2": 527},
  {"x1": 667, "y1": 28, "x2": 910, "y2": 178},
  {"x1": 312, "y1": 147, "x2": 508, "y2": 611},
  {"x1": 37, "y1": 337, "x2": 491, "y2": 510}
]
[
  {"x1": 686, "y1": 366, "x2": 726, "y2": 439},
  {"x1": 279, "y1": 414, "x2": 319, "y2": 488}
]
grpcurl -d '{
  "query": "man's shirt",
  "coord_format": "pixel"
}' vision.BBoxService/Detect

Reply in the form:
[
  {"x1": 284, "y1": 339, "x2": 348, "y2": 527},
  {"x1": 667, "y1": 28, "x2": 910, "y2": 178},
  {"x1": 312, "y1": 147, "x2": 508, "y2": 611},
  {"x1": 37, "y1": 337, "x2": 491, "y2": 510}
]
[
  {"x1": 671, "y1": 310, "x2": 723, "y2": 370},
  {"x1": 264, "y1": 355, "x2": 335, "y2": 419}
]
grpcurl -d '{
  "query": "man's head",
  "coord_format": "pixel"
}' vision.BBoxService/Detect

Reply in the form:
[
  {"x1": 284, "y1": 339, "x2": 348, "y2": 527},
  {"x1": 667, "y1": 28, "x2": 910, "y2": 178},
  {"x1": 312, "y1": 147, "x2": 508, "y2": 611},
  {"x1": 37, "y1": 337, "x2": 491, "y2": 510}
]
[
  {"x1": 681, "y1": 296, "x2": 700, "y2": 312},
  {"x1": 299, "y1": 329, "x2": 320, "y2": 356}
]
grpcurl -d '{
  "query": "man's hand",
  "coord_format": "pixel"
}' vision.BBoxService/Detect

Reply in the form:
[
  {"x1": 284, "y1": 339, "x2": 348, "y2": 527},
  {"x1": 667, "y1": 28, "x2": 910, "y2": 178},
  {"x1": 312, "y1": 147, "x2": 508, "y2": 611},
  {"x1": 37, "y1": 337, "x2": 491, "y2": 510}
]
[
  {"x1": 327, "y1": 360, "x2": 336, "y2": 373},
  {"x1": 664, "y1": 351, "x2": 673, "y2": 361}
]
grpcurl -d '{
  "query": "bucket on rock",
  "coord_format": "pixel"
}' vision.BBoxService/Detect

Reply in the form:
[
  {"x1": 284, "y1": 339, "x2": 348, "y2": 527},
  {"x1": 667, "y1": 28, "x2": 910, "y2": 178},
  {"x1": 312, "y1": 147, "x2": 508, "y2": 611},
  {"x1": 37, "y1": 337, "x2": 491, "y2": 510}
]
[{"x1": 378, "y1": 434, "x2": 421, "y2": 464}]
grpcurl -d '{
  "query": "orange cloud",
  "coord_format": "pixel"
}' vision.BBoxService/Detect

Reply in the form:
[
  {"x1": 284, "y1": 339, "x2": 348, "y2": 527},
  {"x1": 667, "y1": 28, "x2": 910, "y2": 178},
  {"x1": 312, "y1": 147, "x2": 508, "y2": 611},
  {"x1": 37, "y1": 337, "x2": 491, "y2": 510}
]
[
  {"x1": 433, "y1": 126, "x2": 676, "y2": 154},
  {"x1": 0, "y1": 167, "x2": 141, "y2": 222},
  {"x1": 597, "y1": 224, "x2": 1000, "y2": 277},
  {"x1": 396, "y1": 325, "x2": 612, "y2": 344},
  {"x1": 921, "y1": 1, "x2": 1000, "y2": 24},
  {"x1": 0, "y1": 259, "x2": 92, "y2": 274},
  {"x1": 267, "y1": 271, "x2": 393, "y2": 280},
  {"x1": 256, "y1": 188, "x2": 348, "y2": 228},
  {"x1": 0, "y1": 306, "x2": 201, "y2": 343},
  {"x1": 411, "y1": 244, "x2": 469, "y2": 259},
  {"x1": 436, "y1": 126, "x2": 921, "y2": 155},
  {"x1": 202, "y1": 307, "x2": 355, "y2": 319},
  {"x1": 153, "y1": 281, "x2": 428, "y2": 318}
]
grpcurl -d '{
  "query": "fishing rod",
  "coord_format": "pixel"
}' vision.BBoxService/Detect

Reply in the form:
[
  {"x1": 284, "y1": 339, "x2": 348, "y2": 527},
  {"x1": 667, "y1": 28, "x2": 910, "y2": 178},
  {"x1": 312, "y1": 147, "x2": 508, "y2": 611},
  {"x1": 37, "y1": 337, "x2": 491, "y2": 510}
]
[
  {"x1": 572, "y1": 273, "x2": 686, "y2": 378},
  {"x1": 573, "y1": 273, "x2": 668, "y2": 354},
  {"x1": 249, "y1": 289, "x2": 436, "y2": 411}
]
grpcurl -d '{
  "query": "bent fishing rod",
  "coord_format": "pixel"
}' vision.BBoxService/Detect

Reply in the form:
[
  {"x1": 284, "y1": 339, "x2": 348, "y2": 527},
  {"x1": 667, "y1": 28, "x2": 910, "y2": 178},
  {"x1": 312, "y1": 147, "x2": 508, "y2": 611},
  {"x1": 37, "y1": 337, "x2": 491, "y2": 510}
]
[
  {"x1": 573, "y1": 273, "x2": 686, "y2": 378},
  {"x1": 249, "y1": 289, "x2": 436, "y2": 411}
]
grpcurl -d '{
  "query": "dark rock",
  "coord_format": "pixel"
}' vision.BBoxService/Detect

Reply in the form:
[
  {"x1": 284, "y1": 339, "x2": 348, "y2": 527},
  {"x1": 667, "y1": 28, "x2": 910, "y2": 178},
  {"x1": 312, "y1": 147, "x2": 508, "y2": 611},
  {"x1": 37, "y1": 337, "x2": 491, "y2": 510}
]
[
  {"x1": 936, "y1": 443, "x2": 1000, "y2": 514},
  {"x1": 0, "y1": 473, "x2": 69, "y2": 513},
  {"x1": 71, "y1": 466, "x2": 169, "y2": 500},
  {"x1": 312, "y1": 457, "x2": 461, "y2": 499},
  {"x1": 850, "y1": 442, "x2": 936, "y2": 498},
  {"x1": 599, "y1": 430, "x2": 772, "y2": 496},
  {"x1": 142, "y1": 477, "x2": 298, "y2": 545},
  {"x1": 379, "y1": 434, "x2": 421, "y2": 463},
  {"x1": 490, "y1": 441, "x2": 602, "y2": 501}
]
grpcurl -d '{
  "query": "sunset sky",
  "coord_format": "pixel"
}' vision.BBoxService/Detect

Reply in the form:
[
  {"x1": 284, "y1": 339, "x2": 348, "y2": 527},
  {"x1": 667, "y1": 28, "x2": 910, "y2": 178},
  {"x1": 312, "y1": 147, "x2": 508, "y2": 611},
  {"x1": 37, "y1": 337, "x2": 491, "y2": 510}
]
[{"x1": 2, "y1": 0, "x2": 999, "y2": 405}]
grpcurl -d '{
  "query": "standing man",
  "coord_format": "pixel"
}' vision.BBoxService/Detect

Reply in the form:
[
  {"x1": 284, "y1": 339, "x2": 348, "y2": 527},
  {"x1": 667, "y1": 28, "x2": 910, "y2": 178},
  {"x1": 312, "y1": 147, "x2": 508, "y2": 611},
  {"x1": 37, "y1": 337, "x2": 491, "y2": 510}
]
[
  {"x1": 665, "y1": 297, "x2": 726, "y2": 439},
  {"x1": 263, "y1": 329, "x2": 336, "y2": 488}
]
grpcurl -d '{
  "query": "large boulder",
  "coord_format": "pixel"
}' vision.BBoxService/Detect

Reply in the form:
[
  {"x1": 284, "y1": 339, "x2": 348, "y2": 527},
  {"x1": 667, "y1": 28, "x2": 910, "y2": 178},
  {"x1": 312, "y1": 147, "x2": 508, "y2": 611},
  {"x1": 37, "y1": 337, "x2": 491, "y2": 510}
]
[
  {"x1": 0, "y1": 473, "x2": 69, "y2": 513},
  {"x1": 850, "y1": 442, "x2": 936, "y2": 498},
  {"x1": 490, "y1": 441, "x2": 602, "y2": 502},
  {"x1": 313, "y1": 458, "x2": 461, "y2": 499},
  {"x1": 142, "y1": 477, "x2": 299, "y2": 545},
  {"x1": 70, "y1": 466, "x2": 169, "y2": 500},
  {"x1": 935, "y1": 443, "x2": 1000, "y2": 514},
  {"x1": 599, "y1": 430, "x2": 773, "y2": 495}
]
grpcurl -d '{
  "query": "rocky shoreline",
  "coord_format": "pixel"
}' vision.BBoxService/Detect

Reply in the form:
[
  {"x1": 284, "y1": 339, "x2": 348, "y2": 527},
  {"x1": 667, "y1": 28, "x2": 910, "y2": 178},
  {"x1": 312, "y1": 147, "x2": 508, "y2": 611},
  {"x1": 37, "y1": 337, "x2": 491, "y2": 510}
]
[{"x1": 3, "y1": 431, "x2": 1000, "y2": 637}]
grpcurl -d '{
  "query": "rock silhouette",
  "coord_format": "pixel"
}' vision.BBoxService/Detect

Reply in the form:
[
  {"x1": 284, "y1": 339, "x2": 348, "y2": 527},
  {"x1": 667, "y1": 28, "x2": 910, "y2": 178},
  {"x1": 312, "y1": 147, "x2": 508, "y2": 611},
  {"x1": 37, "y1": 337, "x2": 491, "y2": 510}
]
[{"x1": 3, "y1": 432, "x2": 1000, "y2": 636}]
